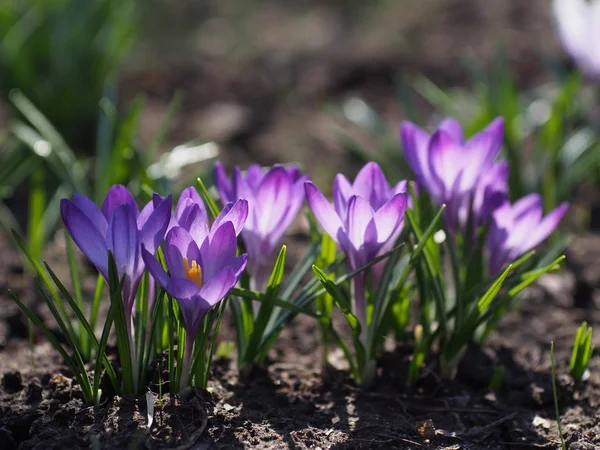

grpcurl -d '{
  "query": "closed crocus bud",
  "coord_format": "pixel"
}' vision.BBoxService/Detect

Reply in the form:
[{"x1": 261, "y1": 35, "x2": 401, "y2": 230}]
[
  {"x1": 553, "y1": 0, "x2": 600, "y2": 79},
  {"x1": 214, "y1": 162, "x2": 307, "y2": 291},
  {"x1": 400, "y1": 118, "x2": 505, "y2": 231},
  {"x1": 486, "y1": 194, "x2": 568, "y2": 274}
]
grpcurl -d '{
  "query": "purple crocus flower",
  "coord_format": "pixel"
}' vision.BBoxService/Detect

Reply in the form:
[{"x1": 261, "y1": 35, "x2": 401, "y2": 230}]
[
  {"x1": 552, "y1": 0, "x2": 600, "y2": 79},
  {"x1": 400, "y1": 118, "x2": 505, "y2": 231},
  {"x1": 333, "y1": 162, "x2": 408, "y2": 282},
  {"x1": 60, "y1": 185, "x2": 172, "y2": 335},
  {"x1": 142, "y1": 198, "x2": 248, "y2": 388},
  {"x1": 487, "y1": 194, "x2": 568, "y2": 274},
  {"x1": 214, "y1": 162, "x2": 307, "y2": 291},
  {"x1": 305, "y1": 163, "x2": 408, "y2": 324}
]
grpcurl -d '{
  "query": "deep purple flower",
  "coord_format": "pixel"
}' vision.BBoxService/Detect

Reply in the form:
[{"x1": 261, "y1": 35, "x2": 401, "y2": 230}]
[
  {"x1": 305, "y1": 163, "x2": 408, "y2": 324},
  {"x1": 60, "y1": 185, "x2": 172, "y2": 329},
  {"x1": 552, "y1": 0, "x2": 600, "y2": 79},
  {"x1": 214, "y1": 162, "x2": 307, "y2": 291},
  {"x1": 142, "y1": 198, "x2": 248, "y2": 342},
  {"x1": 487, "y1": 194, "x2": 568, "y2": 274},
  {"x1": 400, "y1": 118, "x2": 506, "y2": 230}
]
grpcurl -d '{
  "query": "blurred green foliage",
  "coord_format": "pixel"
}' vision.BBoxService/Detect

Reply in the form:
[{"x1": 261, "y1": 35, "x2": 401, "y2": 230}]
[
  {"x1": 0, "y1": 89, "x2": 217, "y2": 261},
  {"x1": 0, "y1": 0, "x2": 136, "y2": 152}
]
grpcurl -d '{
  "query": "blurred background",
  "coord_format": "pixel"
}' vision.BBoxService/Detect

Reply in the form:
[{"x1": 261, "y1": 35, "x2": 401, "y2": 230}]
[{"x1": 0, "y1": 0, "x2": 588, "y2": 259}]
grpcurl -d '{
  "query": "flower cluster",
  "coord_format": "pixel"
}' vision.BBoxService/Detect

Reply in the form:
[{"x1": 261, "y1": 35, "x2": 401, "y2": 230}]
[
  {"x1": 24, "y1": 114, "x2": 567, "y2": 399},
  {"x1": 401, "y1": 119, "x2": 568, "y2": 273}
]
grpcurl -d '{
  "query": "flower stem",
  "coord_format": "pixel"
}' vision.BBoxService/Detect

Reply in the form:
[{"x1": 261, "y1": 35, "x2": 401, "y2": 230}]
[
  {"x1": 352, "y1": 273, "x2": 367, "y2": 328},
  {"x1": 179, "y1": 332, "x2": 195, "y2": 392}
]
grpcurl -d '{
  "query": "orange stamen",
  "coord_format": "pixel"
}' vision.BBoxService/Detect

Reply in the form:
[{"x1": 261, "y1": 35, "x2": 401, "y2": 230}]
[{"x1": 183, "y1": 257, "x2": 203, "y2": 288}]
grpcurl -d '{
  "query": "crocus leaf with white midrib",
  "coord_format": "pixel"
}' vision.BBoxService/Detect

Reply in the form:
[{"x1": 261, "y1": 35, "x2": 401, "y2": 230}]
[
  {"x1": 142, "y1": 197, "x2": 249, "y2": 391},
  {"x1": 214, "y1": 162, "x2": 307, "y2": 292}
]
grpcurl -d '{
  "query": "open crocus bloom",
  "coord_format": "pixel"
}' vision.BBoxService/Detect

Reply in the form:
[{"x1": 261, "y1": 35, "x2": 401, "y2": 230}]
[
  {"x1": 214, "y1": 162, "x2": 307, "y2": 291},
  {"x1": 400, "y1": 118, "x2": 506, "y2": 231},
  {"x1": 552, "y1": 0, "x2": 600, "y2": 79},
  {"x1": 305, "y1": 167, "x2": 407, "y2": 324},
  {"x1": 333, "y1": 162, "x2": 408, "y2": 277},
  {"x1": 142, "y1": 199, "x2": 248, "y2": 339},
  {"x1": 60, "y1": 185, "x2": 172, "y2": 329},
  {"x1": 487, "y1": 194, "x2": 568, "y2": 274}
]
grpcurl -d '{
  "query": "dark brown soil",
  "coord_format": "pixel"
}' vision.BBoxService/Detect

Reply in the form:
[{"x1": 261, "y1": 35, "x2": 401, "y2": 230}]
[{"x1": 1, "y1": 223, "x2": 600, "y2": 450}]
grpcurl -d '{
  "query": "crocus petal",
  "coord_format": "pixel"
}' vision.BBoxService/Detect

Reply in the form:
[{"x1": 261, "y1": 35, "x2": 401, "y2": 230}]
[
  {"x1": 428, "y1": 129, "x2": 464, "y2": 197},
  {"x1": 176, "y1": 187, "x2": 206, "y2": 222},
  {"x1": 106, "y1": 203, "x2": 139, "y2": 280},
  {"x1": 553, "y1": 0, "x2": 588, "y2": 65},
  {"x1": 72, "y1": 194, "x2": 108, "y2": 238},
  {"x1": 61, "y1": 199, "x2": 109, "y2": 278},
  {"x1": 245, "y1": 164, "x2": 265, "y2": 191},
  {"x1": 168, "y1": 277, "x2": 202, "y2": 299},
  {"x1": 101, "y1": 185, "x2": 139, "y2": 219},
  {"x1": 212, "y1": 199, "x2": 248, "y2": 237},
  {"x1": 439, "y1": 118, "x2": 465, "y2": 143},
  {"x1": 139, "y1": 194, "x2": 172, "y2": 255},
  {"x1": 527, "y1": 203, "x2": 568, "y2": 250},
  {"x1": 287, "y1": 166, "x2": 304, "y2": 183},
  {"x1": 372, "y1": 193, "x2": 408, "y2": 245},
  {"x1": 305, "y1": 182, "x2": 343, "y2": 243},
  {"x1": 199, "y1": 266, "x2": 239, "y2": 306},
  {"x1": 461, "y1": 118, "x2": 504, "y2": 187},
  {"x1": 512, "y1": 193, "x2": 543, "y2": 219},
  {"x1": 264, "y1": 175, "x2": 307, "y2": 253},
  {"x1": 178, "y1": 203, "x2": 210, "y2": 245},
  {"x1": 137, "y1": 195, "x2": 159, "y2": 230},
  {"x1": 472, "y1": 161, "x2": 509, "y2": 224},
  {"x1": 277, "y1": 174, "x2": 308, "y2": 228},
  {"x1": 392, "y1": 180, "x2": 408, "y2": 196},
  {"x1": 333, "y1": 174, "x2": 353, "y2": 218},
  {"x1": 487, "y1": 196, "x2": 568, "y2": 275},
  {"x1": 141, "y1": 245, "x2": 170, "y2": 289},
  {"x1": 201, "y1": 221, "x2": 238, "y2": 280},
  {"x1": 346, "y1": 195, "x2": 376, "y2": 250},
  {"x1": 232, "y1": 168, "x2": 258, "y2": 230},
  {"x1": 352, "y1": 162, "x2": 390, "y2": 210},
  {"x1": 400, "y1": 121, "x2": 438, "y2": 198},
  {"x1": 165, "y1": 227, "x2": 201, "y2": 279},
  {"x1": 174, "y1": 293, "x2": 211, "y2": 335},
  {"x1": 256, "y1": 167, "x2": 293, "y2": 234},
  {"x1": 213, "y1": 162, "x2": 234, "y2": 205},
  {"x1": 552, "y1": 0, "x2": 600, "y2": 77}
]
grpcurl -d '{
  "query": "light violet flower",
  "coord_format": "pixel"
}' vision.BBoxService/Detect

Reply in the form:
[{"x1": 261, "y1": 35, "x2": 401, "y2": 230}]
[
  {"x1": 487, "y1": 194, "x2": 568, "y2": 274},
  {"x1": 214, "y1": 162, "x2": 307, "y2": 291},
  {"x1": 400, "y1": 118, "x2": 505, "y2": 231},
  {"x1": 333, "y1": 162, "x2": 408, "y2": 281},
  {"x1": 60, "y1": 185, "x2": 172, "y2": 335},
  {"x1": 552, "y1": 0, "x2": 600, "y2": 79},
  {"x1": 142, "y1": 199, "x2": 248, "y2": 387},
  {"x1": 305, "y1": 163, "x2": 408, "y2": 324}
]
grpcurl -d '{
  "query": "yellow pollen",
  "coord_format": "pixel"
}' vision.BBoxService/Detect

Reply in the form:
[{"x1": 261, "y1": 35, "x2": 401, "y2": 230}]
[{"x1": 183, "y1": 257, "x2": 203, "y2": 288}]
